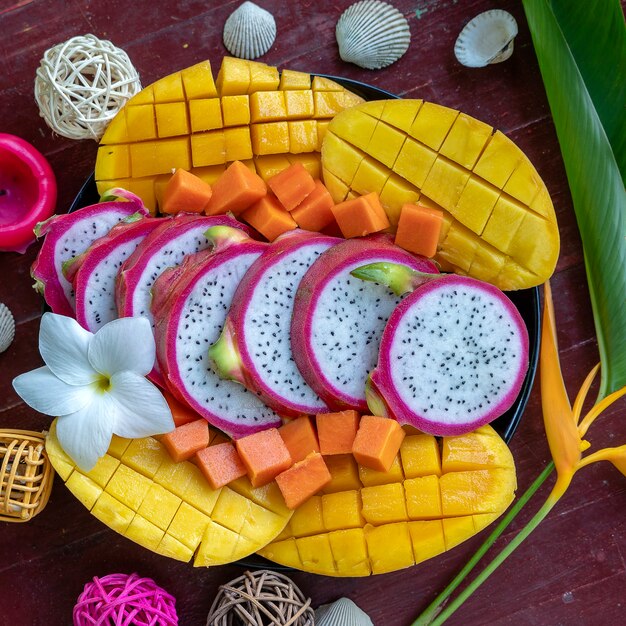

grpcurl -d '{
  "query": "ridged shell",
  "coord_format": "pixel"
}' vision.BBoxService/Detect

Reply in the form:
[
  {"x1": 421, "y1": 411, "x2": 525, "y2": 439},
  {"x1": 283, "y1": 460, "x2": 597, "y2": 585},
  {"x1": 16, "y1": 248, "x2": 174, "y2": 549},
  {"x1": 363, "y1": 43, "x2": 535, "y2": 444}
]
[
  {"x1": 0, "y1": 303, "x2": 15, "y2": 353},
  {"x1": 454, "y1": 9, "x2": 518, "y2": 68},
  {"x1": 336, "y1": 0, "x2": 411, "y2": 70},
  {"x1": 223, "y1": 1, "x2": 276, "y2": 60},
  {"x1": 315, "y1": 598, "x2": 374, "y2": 626}
]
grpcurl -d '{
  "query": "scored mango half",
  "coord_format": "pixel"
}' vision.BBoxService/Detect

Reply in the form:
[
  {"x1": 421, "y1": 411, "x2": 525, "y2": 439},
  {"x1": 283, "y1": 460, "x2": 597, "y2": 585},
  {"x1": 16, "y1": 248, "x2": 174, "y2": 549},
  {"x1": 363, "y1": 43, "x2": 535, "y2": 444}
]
[
  {"x1": 95, "y1": 57, "x2": 363, "y2": 213},
  {"x1": 258, "y1": 425, "x2": 516, "y2": 576},
  {"x1": 321, "y1": 100, "x2": 559, "y2": 290},
  {"x1": 45, "y1": 420, "x2": 292, "y2": 567}
]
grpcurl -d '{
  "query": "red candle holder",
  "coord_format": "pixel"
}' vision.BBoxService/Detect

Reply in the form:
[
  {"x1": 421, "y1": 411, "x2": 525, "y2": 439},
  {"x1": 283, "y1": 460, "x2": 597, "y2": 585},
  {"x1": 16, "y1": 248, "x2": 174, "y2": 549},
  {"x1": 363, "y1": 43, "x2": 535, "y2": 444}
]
[{"x1": 0, "y1": 133, "x2": 57, "y2": 253}]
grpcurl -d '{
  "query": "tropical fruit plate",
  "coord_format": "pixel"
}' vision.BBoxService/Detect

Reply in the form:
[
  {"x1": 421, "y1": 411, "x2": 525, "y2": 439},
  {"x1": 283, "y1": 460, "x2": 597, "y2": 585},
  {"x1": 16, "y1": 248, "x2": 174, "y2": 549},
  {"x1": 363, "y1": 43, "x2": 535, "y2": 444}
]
[{"x1": 44, "y1": 61, "x2": 543, "y2": 575}]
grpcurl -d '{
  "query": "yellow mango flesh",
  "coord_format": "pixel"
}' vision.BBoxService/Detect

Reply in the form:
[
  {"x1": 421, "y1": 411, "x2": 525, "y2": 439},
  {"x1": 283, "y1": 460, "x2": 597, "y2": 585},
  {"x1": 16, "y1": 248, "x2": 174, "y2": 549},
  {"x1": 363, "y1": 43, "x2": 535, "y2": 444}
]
[
  {"x1": 258, "y1": 425, "x2": 516, "y2": 576},
  {"x1": 96, "y1": 57, "x2": 363, "y2": 213},
  {"x1": 321, "y1": 99, "x2": 559, "y2": 290},
  {"x1": 45, "y1": 420, "x2": 292, "y2": 566}
]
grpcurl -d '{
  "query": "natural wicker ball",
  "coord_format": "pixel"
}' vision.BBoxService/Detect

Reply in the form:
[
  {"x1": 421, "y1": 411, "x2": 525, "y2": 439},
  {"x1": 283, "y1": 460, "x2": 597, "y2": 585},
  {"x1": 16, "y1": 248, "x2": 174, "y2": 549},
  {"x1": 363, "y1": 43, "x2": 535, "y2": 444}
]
[
  {"x1": 207, "y1": 570, "x2": 314, "y2": 625},
  {"x1": 73, "y1": 573, "x2": 178, "y2": 626},
  {"x1": 34, "y1": 34, "x2": 141, "y2": 141}
]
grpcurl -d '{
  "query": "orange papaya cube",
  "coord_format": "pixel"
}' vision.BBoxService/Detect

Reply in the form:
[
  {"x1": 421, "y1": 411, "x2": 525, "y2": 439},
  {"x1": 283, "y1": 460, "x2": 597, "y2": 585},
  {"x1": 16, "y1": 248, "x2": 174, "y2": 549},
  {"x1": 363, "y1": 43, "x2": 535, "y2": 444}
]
[
  {"x1": 161, "y1": 419, "x2": 210, "y2": 463},
  {"x1": 235, "y1": 428, "x2": 292, "y2": 487},
  {"x1": 162, "y1": 389, "x2": 201, "y2": 427},
  {"x1": 275, "y1": 452, "x2": 332, "y2": 509},
  {"x1": 240, "y1": 195, "x2": 297, "y2": 241},
  {"x1": 291, "y1": 180, "x2": 335, "y2": 231},
  {"x1": 395, "y1": 203, "x2": 444, "y2": 258},
  {"x1": 352, "y1": 415, "x2": 406, "y2": 472},
  {"x1": 279, "y1": 417, "x2": 320, "y2": 463},
  {"x1": 267, "y1": 162, "x2": 316, "y2": 211},
  {"x1": 331, "y1": 192, "x2": 390, "y2": 238},
  {"x1": 316, "y1": 410, "x2": 360, "y2": 455},
  {"x1": 204, "y1": 160, "x2": 267, "y2": 216},
  {"x1": 162, "y1": 168, "x2": 212, "y2": 215},
  {"x1": 195, "y1": 442, "x2": 247, "y2": 490}
]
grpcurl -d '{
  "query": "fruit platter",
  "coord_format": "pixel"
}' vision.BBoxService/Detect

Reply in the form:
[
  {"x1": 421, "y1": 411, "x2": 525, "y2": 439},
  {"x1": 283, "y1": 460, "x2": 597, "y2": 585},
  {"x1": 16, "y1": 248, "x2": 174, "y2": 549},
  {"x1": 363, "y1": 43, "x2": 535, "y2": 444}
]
[{"x1": 2, "y1": 2, "x2": 623, "y2": 625}]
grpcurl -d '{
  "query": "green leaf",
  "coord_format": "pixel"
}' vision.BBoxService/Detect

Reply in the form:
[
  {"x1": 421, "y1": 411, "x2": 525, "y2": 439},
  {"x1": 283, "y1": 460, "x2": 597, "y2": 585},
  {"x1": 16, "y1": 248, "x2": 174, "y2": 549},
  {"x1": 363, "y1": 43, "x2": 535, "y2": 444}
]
[{"x1": 523, "y1": 0, "x2": 626, "y2": 398}]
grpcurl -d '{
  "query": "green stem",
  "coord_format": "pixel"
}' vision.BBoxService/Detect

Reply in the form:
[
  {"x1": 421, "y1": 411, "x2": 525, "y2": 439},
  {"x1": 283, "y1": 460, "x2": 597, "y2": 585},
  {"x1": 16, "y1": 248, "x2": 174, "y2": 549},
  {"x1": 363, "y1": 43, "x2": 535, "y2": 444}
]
[{"x1": 412, "y1": 461, "x2": 555, "y2": 626}]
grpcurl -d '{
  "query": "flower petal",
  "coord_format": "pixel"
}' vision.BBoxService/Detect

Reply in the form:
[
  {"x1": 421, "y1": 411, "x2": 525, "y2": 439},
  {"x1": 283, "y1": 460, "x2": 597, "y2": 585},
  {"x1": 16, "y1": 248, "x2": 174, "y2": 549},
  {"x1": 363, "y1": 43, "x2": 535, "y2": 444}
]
[
  {"x1": 55, "y1": 395, "x2": 116, "y2": 471},
  {"x1": 39, "y1": 313, "x2": 98, "y2": 386},
  {"x1": 13, "y1": 366, "x2": 94, "y2": 415},
  {"x1": 108, "y1": 371, "x2": 174, "y2": 438},
  {"x1": 88, "y1": 317, "x2": 156, "y2": 377}
]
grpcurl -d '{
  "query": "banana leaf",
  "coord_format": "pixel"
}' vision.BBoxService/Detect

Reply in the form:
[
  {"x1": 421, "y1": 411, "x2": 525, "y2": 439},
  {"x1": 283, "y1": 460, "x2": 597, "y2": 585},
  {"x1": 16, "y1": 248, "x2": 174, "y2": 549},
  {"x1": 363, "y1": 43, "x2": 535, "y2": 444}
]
[{"x1": 522, "y1": 0, "x2": 626, "y2": 399}]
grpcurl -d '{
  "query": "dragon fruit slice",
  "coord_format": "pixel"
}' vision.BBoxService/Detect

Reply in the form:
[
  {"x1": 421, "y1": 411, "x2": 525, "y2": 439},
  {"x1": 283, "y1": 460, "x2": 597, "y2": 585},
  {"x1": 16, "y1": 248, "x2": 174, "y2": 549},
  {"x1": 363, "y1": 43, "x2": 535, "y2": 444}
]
[
  {"x1": 352, "y1": 262, "x2": 529, "y2": 436},
  {"x1": 152, "y1": 225, "x2": 281, "y2": 438},
  {"x1": 291, "y1": 235, "x2": 438, "y2": 412},
  {"x1": 31, "y1": 188, "x2": 149, "y2": 316},
  {"x1": 116, "y1": 214, "x2": 251, "y2": 386},
  {"x1": 209, "y1": 230, "x2": 341, "y2": 417},
  {"x1": 65, "y1": 213, "x2": 163, "y2": 332}
]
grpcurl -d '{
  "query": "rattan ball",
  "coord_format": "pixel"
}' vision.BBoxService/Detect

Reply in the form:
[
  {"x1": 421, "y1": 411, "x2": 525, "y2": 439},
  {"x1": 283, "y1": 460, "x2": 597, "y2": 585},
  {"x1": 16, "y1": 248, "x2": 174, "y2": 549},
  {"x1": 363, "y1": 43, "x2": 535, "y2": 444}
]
[
  {"x1": 73, "y1": 573, "x2": 178, "y2": 626},
  {"x1": 0, "y1": 429, "x2": 54, "y2": 522},
  {"x1": 34, "y1": 34, "x2": 141, "y2": 141},
  {"x1": 207, "y1": 570, "x2": 314, "y2": 626}
]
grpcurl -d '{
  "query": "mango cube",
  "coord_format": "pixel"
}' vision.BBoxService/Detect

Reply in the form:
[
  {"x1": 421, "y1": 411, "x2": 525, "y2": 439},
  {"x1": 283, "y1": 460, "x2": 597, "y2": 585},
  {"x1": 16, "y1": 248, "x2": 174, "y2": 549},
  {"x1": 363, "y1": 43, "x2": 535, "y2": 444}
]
[
  {"x1": 250, "y1": 91, "x2": 287, "y2": 122},
  {"x1": 285, "y1": 90, "x2": 314, "y2": 119},
  {"x1": 409, "y1": 520, "x2": 446, "y2": 564},
  {"x1": 95, "y1": 145, "x2": 130, "y2": 180},
  {"x1": 153, "y1": 72, "x2": 185, "y2": 102},
  {"x1": 224, "y1": 127, "x2": 253, "y2": 161},
  {"x1": 125, "y1": 515, "x2": 164, "y2": 551},
  {"x1": 394, "y1": 137, "x2": 438, "y2": 188},
  {"x1": 216, "y1": 57, "x2": 250, "y2": 96},
  {"x1": 181, "y1": 60, "x2": 218, "y2": 99},
  {"x1": 91, "y1": 492, "x2": 134, "y2": 534},
  {"x1": 288, "y1": 120, "x2": 318, "y2": 153},
  {"x1": 367, "y1": 121, "x2": 406, "y2": 168},
  {"x1": 365, "y1": 522, "x2": 414, "y2": 574},
  {"x1": 322, "y1": 490, "x2": 363, "y2": 530},
  {"x1": 248, "y1": 62, "x2": 280, "y2": 92},
  {"x1": 66, "y1": 472, "x2": 102, "y2": 510},
  {"x1": 189, "y1": 99, "x2": 223, "y2": 133},
  {"x1": 359, "y1": 454, "x2": 404, "y2": 487},
  {"x1": 443, "y1": 516, "x2": 476, "y2": 550},
  {"x1": 84, "y1": 454, "x2": 120, "y2": 488},
  {"x1": 361, "y1": 483, "x2": 408, "y2": 524},
  {"x1": 251, "y1": 122, "x2": 290, "y2": 155},
  {"x1": 405, "y1": 475, "x2": 442, "y2": 519},
  {"x1": 168, "y1": 502, "x2": 211, "y2": 550},
  {"x1": 440, "y1": 113, "x2": 493, "y2": 169},
  {"x1": 221, "y1": 94, "x2": 251, "y2": 126},
  {"x1": 130, "y1": 138, "x2": 191, "y2": 176},
  {"x1": 190, "y1": 131, "x2": 226, "y2": 167},
  {"x1": 126, "y1": 105, "x2": 157, "y2": 141},
  {"x1": 137, "y1": 483, "x2": 182, "y2": 530},
  {"x1": 296, "y1": 534, "x2": 336, "y2": 575},
  {"x1": 400, "y1": 435, "x2": 442, "y2": 478},
  {"x1": 194, "y1": 520, "x2": 238, "y2": 566},
  {"x1": 289, "y1": 495, "x2": 324, "y2": 537},
  {"x1": 410, "y1": 101, "x2": 459, "y2": 150},
  {"x1": 328, "y1": 528, "x2": 370, "y2": 576},
  {"x1": 155, "y1": 102, "x2": 189, "y2": 137},
  {"x1": 121, "y1": 437, "x2": 165, "y2": 478},
  {"x1": 279, "y1": 69, "x2": 310, "y2": 90},
  {"x1": 106, "y1": 465, "x2": 152, "y2": 510},
  {"x1": 157, "y1": 533, "x2": 194, "y2": 563}
]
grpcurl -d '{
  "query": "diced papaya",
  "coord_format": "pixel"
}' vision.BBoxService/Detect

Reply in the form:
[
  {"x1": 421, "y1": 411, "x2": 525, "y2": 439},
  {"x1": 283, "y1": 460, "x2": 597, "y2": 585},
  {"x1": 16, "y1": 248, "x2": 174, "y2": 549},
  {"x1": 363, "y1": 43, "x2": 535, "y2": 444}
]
[
  {"x1": 204, "y1": 160, "x2": 267, "y2": 216},
  {"x1": 290, "y1": 179, "x2": 335, "y2": 231},
  {"x1": 160, "y1": 419, "x2": 210, "y2": 463},
  {"x1": 195, "y1": 442, "x2": 247, "y2": 490},
  {"x1": 352, "y1": 414, "x2": 406, "y2": 472},
  {"x1": 240, "y1": 194, "x2": 297, "y2": 241},
  {"x1": 266, "y1": 162, "x2": 316, "y2": 211},
  {"x1": 162, "y1": 389, "x2": 201, "y2": 427},
  {"x1": 275, "y1": 452, "x2": 331, "y2": 509},
  {"x1": 161, "y1": 168, "x2": 212, "y2": 215},
  {"x1": 394, "y1": 203, "x2": 444, "y2": 258},
  {"x1": 235, "y1": 428, "x2": 292, "y2": 487},
  {"x1": 316, "y1": 410, "x2": 360, "y2": 455},
  {"x1": 331, "y1": 192, "x2": 390, "y2": 238},
  {"x1": 279, "y1": 417, "x2": 320, "y2": 463}
]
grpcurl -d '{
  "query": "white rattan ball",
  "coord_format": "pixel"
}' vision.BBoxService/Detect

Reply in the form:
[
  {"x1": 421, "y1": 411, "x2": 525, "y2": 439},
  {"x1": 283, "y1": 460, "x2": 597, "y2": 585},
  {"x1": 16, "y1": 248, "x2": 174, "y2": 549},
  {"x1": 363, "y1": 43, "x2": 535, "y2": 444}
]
[{"x1": 34, "y1": 34, "x2": 142, "y2": 141}]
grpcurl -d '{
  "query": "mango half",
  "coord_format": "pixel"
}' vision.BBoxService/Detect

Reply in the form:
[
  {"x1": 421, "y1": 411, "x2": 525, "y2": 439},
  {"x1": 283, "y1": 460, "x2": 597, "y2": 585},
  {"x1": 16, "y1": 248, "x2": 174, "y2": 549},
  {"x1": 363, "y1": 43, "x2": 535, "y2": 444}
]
[
  {"x1": 45, "y1": 420, "x2": 292, "y2": 566},
  {"x1": 321, "y1": 100, "x2": 559, "y2": 289},
  {"x1": 258, "y1": 425, "x2": 516, "y2": 576},
  {"x1": 95, "y1": 57, "x2": 363, "y2": 213}
]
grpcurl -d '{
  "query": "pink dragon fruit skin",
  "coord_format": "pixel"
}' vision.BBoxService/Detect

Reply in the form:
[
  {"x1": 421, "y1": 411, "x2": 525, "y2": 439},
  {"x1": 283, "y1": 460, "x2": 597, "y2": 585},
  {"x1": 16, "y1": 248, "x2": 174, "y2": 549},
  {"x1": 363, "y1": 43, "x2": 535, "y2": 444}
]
[
  {"x1": 31, "y1": 189, "x2": 149, "y2": 317},
  {"x1": 115, "y1": 214, "x2": 252, "y2": 387},
  {"x1": 363, "y1": 270, "x2": 529, "y2": 436},
  {"x1": 152, "y1": 226, "x2": 281, "y2": 438},
  {"x1": 291, "y1": 235, "x2": 439, "y2": 412},
  {"x1": 67, "y1": 215, "x2": 164, "y2": 332},
  {"x1": 209, "y1": 229, "x2": 342, "y2": 417}
]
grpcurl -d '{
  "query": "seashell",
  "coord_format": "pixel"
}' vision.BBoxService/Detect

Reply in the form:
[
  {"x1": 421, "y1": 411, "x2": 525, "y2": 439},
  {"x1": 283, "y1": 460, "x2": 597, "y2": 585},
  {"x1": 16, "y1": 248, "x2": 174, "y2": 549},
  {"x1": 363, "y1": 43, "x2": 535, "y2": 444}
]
[
  {"x1": 315, "y1": 597, "x2": 374, "y2": 626},
  {"x1": 454, "y1": 9, "x2": 518, "y2": 68},
  {"x1": 0, "y1": 303, "x2": 15, "y2": 353},
  {"x1": 336, "y1": 0, "x2": 411, "y2": 70},
  {"x1": 223, "y1": 1, "x2": 277, "y2": 60}
]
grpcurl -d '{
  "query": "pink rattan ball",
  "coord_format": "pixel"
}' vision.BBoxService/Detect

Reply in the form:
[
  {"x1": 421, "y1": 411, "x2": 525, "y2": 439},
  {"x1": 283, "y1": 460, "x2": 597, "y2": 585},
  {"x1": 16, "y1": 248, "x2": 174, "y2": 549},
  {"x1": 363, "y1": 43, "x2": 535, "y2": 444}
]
[{"x1": 73, "y1": 573, "x2": 178, "y2": 626}]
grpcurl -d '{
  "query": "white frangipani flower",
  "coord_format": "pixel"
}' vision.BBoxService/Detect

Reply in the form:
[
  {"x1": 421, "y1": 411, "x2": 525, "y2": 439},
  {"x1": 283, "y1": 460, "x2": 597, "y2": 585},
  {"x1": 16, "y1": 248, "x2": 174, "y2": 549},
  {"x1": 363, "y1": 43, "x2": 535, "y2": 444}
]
[{"x1": 13, "y1": 313, "x2": 174, "y2": 470}]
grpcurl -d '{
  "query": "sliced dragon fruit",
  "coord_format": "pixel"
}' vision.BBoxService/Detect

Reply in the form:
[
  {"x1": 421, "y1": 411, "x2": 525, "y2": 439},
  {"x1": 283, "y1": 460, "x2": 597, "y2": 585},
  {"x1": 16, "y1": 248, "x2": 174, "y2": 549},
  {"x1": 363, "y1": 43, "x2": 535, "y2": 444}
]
[
  {"x1": 152, "y1": 225, "x2": 281, "y2": 438},
  {"x1": 116, "y1": 214, "x2": 251, "y2": 386},
  {"x1": 291, "y1": 235, "x2": 438, "y2": 412},
  {"x1": 209, "y1": 230, "x2": 341, "y2": 417},
  {"x1": 352, "y1": 262, "x2": 529, "y2": 436},
  {"x1": 31, "y1": 188, "x2": 149, "y2": 316},
  {"x1": 65, "y1": 213, "x2": 164, "y2": 332}
]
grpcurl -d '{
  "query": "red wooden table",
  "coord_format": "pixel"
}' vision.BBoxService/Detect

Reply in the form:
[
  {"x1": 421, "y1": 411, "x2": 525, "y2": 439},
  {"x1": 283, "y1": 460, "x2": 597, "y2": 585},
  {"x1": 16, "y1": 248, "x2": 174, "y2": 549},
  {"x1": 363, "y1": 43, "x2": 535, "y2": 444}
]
[{"x1": 1, "y1": 1, "x2": 624, "y2": 624}]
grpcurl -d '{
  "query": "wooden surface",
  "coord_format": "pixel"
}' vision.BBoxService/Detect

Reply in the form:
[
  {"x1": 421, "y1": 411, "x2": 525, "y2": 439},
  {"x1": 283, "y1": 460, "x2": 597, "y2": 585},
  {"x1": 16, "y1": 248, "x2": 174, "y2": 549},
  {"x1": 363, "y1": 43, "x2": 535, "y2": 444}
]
[{"x1": 0, "y1": 1, "x2": 624, "y2": 624}]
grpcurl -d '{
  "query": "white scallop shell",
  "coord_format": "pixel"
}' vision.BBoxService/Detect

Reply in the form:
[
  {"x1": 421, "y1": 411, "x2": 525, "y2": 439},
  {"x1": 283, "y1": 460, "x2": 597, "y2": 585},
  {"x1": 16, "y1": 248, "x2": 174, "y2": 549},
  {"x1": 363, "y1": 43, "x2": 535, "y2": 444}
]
[
  {"x1": 223, "y1": 1, "x2": 276, "y2": 60},
  {"x1": 336, "y1": 0, "x2": 411, "y2": 70},
  {"x1": 315, "y1": 597, "x2": 374, "y2": 626},
  {"x1": 454, "y1": 9, "x2": 518, "y2": 68},
  {"x1": 0, "y1": 303, "x2": 15, "y2": 353}
]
